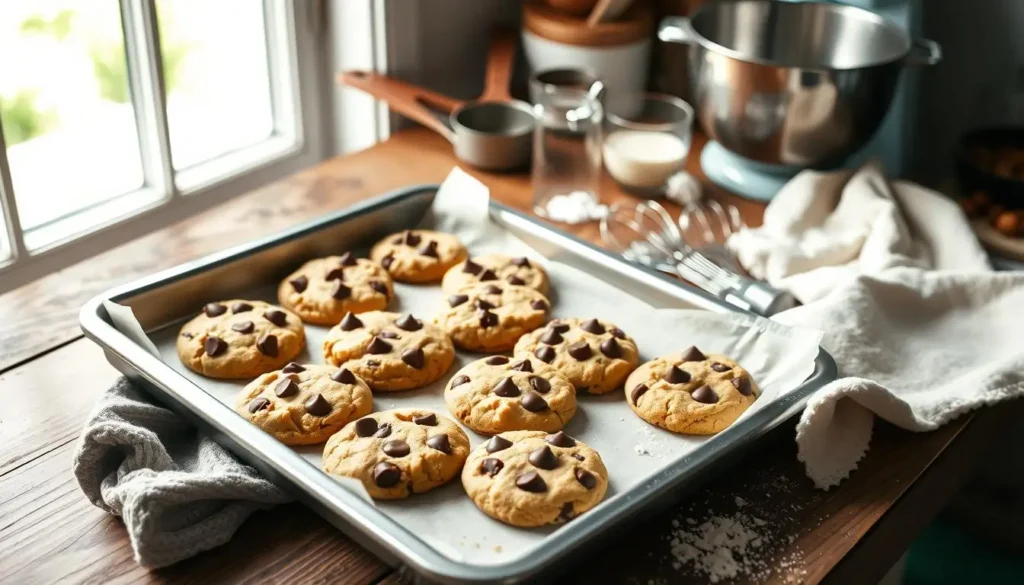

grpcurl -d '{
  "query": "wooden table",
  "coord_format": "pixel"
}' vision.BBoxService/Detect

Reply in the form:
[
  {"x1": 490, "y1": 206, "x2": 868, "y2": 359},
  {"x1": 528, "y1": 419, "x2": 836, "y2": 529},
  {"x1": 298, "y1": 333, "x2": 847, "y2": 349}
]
[{"x1": 0, "y1": 128, "x2": 1011, "y2": 584}]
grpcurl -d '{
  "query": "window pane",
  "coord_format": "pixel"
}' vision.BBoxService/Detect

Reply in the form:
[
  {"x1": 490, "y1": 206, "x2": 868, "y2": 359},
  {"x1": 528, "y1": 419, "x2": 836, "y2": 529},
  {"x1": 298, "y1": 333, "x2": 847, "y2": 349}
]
[
  {"x1": 157, "y1": 1, "x2": 275, "y2": 170},
  {"x1": 0, "y1": 2, "x2": 145, "y2": 234}
]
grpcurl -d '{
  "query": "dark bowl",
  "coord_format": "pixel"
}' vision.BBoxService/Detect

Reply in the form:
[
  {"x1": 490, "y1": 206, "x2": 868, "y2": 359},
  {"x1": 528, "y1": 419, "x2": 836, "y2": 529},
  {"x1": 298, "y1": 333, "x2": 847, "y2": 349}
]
[{"x1": 955, "y1": 126, "x2": 1024, "y2": 210}]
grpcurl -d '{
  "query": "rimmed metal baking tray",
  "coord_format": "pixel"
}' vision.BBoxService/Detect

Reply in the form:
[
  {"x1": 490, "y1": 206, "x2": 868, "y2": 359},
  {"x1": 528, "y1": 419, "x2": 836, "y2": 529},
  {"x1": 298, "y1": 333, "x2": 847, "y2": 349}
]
[{"x1": 80, "y1": 184, "x2": 836, "y2": 584}]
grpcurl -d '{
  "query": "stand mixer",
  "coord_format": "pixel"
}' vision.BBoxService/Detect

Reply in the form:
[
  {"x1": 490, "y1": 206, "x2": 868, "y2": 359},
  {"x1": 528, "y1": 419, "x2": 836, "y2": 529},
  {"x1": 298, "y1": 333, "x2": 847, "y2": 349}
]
[{"x1": 658, "y1": 0, "x2": 939, "y2": 201}]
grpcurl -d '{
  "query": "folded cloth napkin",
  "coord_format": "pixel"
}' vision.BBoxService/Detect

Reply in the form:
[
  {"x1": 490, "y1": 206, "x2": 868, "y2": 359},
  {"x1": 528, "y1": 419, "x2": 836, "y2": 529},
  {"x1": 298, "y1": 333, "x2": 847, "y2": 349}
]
[
  {"x1": 73, "y1": 378, "x2": 290, "y2": 568},
  {"x1": 729, "y1": 162, "x2": 1024, "y2": 489}
]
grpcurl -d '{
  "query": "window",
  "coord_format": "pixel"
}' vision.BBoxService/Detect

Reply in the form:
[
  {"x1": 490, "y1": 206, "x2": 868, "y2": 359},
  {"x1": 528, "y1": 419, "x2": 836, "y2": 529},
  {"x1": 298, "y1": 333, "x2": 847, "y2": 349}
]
[{"x1": 0, "y1": 0, "x2": 336, "y2": 292}]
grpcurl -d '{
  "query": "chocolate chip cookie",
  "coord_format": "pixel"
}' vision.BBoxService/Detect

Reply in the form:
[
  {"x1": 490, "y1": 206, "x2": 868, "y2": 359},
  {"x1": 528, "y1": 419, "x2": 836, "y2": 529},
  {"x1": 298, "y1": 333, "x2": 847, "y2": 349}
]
[
  {"x1": 322, "y1": 310, "x2": 455, "y2": 391},
  {"x1": 177, "y1": 300, "x2": 305, "y2": 379},
  {"x1": 369, "y1": 229, "x2": 467, "y2": 283},
  {"x1": 322, "y1": 409, "x2": 471, "y2": 499},
  {"x1": 277, "y1": 253, "x2": 394, "y2": 325},
  {"x1": 513, "y1": 318, "x2": 639, "y2": 394},
  {"x1": 442, "y1": 254, "x2": 550, "y2": 296},
  {"x1": 433, "y1": 282, "x2": 550, "y2": 352},
  {"x1": 461, "y1": 430, "x2": 608, "y2": 527},
  {"x1": 625, "y1": 346, "x2": 760, "y2": 435},
  {"x1": 236, "y1": 363, "x2": 373, "y2": 445},
  {"x1": 445, "y1": 355, "x2": 576, "y2": 434}
]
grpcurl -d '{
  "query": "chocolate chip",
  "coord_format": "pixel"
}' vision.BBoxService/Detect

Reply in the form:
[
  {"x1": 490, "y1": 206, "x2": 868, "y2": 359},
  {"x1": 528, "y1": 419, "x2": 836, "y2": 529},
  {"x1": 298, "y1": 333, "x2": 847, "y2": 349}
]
[
  {"x1": 681, "y1": 346, "x2": 706, "y2": 362},
  {"x1": 572, "y1": 453, "x2": 585, "y2": 461},
  {"x1": 330, "y1": 280, "x2": 351, "y2": 300},
  {"x1": 381, "y1": 254, "x2": 394, "y2": 269},
  {"x1": 325, "y1": 267, "x2": 345, "y2": 281},
  {"x1": 492, "y1": 377, "x2": 520, "y2": 397},
  {"x1": 413, "y1": 413, "x2": 437, "y2": 426},
  {"x1": 481, "y1": 458, "x2": 503, "y2": 477},
  {"x1": 304, "y1": 393, "x2": 332, "y2": 416},
  {"x1": 711, "y1": 362, "x2": 731, "y2": 372},
  {"x1": 692, "y1": 385, "x2": 719, "y2": 404},
  {"x1": 419, "y1": 240, "x2": 438, "y2": 258},
  {"x1": 546, "y1": 431, "x2": 576, "y2": 448},
  {"x1": 256, "y1": 334, "x2": 278, "y2": 357},
  {"x1": 540, "y1": 329, "x2": 563, "y2": 345},
  {"x1": 479, "y1": 269, "x2": 497, "y2": 282},
  {"x1": 567, "y1": 342, "x2": 592, "y2": 361},
  {"x1": 366, "y1": 359, "x2": 380, "y2": 367},
  {"x1": 479, "y1": 310, "x2": 498, "y2": 328},
  {"x1": 401, "y1": 230, "x2": 421, "y2": 246},
  {"x1": 475, "y1": 299, "x2": 495, "y2": 310},
  {"x1": 463, "y1": 259, "x2": 482, "y2": 275},
  {"x1": 520, "y1": 391, "x2": 549, "y2": 412},
  {"x1": 600, "y1": 338, "x2": 622, "y2": 358},
  {"x1": 378, "y1": 331, "x2": 400, "y2": 339},
  {"x1": 663, "y1": 365, "x2": 691, "y2": 384},
  {"x1": 247, "y1": 397, "x2": 270, "y2": 413},
  {"x1": 510, "y1": 359, "x2": 532, "y2": 372},
  {"x1": 354, "y1": 417, "x2": 378, "y2": 437},
  {"x1": 529, "y1": 376, "x2": 551, "y2": 393},
  {"x1": 290, "y1": 276, "x2": 309, "y2": 293},
  {"x1": 232, "y1": 302, "x2": 253, "y2": 313},
  {"x1": 610, "y1": 327, "x2": 626, "y2": 339},
  {"x1": 550, "y1": 322, "x2": 570, "y2": 333},
  {"x1": 331, "y1": 368, "x2": 356, "y2": 384},
  {"x1": 204, "y1": 336, "x2": 226, "y2": 357},
  {"x1": 426, "y1": 434, "x2": 452, "y2": 454},
  {"x1": 528, "y1": 446, "x2": 558, "y2": 470},
  {"x1": 204, "y1": 303, "x2": 227, "y2": 317},
  {"x1": 263, "y1": 309, "x2": 288, "y2": 326},
  {"x1": 367, "y1": 336, "x2": 392, "y2": 354},
  {"x1": 581, "y1": 319, "x2": 605, "y2": 334},
  {"x1": 181, "y1": 332, "x2": 193, "y2": 339},
  {"x1": 373, "y1": 462, "x2": 401, "y2": 487},
  {"x1": 732, "y1": 376, "x2": 753, "y2": 396},
  {"x1": 401, "y1": 347, "x2": 425, "y2": 369},
  {"x1": 535, "y1": 346, "x2": 556, "y2": 363},
  {"x1": 451, "y1": 375, "x2": 470, "y2": 386},
  {"x1": 575, "y1": 469, "x2": 598, "y2": 490},
  {"x1": 530, "y1": 300, "x2": 549, "y2": 312},
  {"x1": 485, "y1": 356, "x2": 509, "y2": 366},
  {"x1": 486, "y1": 435, "x2": 512, "y2": 453},
  {"x1": 382, "y1": 439, "x2": 410, "y2": 457},
  {"x1": 274, "y1": 378, "x2": 298, "y2": 397},
  {"x1": 339, "y1": 312, "x2": 363, "y2": 331},
  {"x1": 374, "y1": 423, "x2": 392, "y2": 438},
  {"x1": 631, "y1": 383, "x2": 649, "y2": 404},
  {"x1": 516, "y1": 471, "x2": 547, "y2": 493},
  {"x1": 507, "y1": 276, "x2": 525, "y2": 286},
  {"x1": 395, "y1": 314, "x2": 422, "y2": 331},
  {"x1": 231, "y1": 321, "x2": 254, "y2": 334},
  {"x1": 448, "y1": 294, "x2": 469, "y2": 307},
  {"x1": 559, "y1": 503, "x2": 576, "y2": 522},
  {"x1": 282, "y1": 362, "x2": 305, "y2": 374},
  {"x1": 483, "y1": 284, "x2": 502, "y2": 295},
  {"x1": 339, "y1": 251, "x2": 357, "y2": 266},
  {"x1": 511, "y1": 257, "x2": 530, "y2": 267},
  {"x1": 369, "y1": 281, "x2": 389, "y2": 297}
]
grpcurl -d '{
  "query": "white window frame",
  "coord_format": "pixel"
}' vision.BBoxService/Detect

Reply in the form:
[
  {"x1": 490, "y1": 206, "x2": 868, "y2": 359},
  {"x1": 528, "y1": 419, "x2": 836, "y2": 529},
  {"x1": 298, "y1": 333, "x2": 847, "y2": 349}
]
[{"x1": 0, "y1": 0, "x2": 388, "y2": 293}]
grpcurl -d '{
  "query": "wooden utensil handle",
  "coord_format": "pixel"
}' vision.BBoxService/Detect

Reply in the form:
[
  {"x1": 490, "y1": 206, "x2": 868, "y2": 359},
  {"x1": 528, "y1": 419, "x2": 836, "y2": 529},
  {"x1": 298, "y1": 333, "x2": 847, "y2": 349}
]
[
  {"x1": 479, "y1": 28, "x2": 518, "y2": 102},
  {"x1": 337, "y1": 71, "x2": 463, "y2": 140}
]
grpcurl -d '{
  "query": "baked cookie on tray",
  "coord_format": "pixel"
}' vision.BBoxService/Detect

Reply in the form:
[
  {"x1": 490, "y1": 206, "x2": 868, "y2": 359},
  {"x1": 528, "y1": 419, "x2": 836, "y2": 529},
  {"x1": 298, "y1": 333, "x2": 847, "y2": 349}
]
[
  {"x1": 442, "y1": 254, "x2": 550, "y2": 296},
  {"x1": 370, "y1": 229, "x2": 467, "y2": 283},
  {"x1": 177, "y1": 300, "x2": 305, "y2": 379},
  {"x1": 513, "y1": 318, "x2": 638, "y2": 394},
  {"x1": 322, "y1": 310, "x2": 455, "y2": 391},
  {"x1": 625, "y1": 346, "x2": 760, "y2": 435},
  {"x1": 433, "y1": 282, "x2": 549, "y2": 352},
  {"x1": 462, "y1": 430, "x2": 608, "y2": 527},
  {"x1": 277, "y1": 253, "x2": 393, "y2": 325},
  {"x1": 322, "y1": 408, "x2": 471, "y2": 499},
  {"x1": 445, "y1": 355, "x2": 576, "y2": 434},
  {"x1": 236, "y1": 363, "x2": 373, "y2": 445}
]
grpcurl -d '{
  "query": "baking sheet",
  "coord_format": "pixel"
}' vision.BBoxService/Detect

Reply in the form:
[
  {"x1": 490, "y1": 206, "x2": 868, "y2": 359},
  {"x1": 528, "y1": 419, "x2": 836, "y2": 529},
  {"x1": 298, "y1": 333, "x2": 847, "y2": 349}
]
[{"x1": 128, "y1": 168, "x2": 823, "y2": 566}]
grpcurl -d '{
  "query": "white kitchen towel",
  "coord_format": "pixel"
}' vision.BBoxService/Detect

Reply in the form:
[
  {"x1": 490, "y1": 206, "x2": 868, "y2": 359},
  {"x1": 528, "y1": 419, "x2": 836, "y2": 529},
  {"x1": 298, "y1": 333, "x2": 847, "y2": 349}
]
[{"x1": 728, "y1": 162, "x2": 1024, "y2": 489}]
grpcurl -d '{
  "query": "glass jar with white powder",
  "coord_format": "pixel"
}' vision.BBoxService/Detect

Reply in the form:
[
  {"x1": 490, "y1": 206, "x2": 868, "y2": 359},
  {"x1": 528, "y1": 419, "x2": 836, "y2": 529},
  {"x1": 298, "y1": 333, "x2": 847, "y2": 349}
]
[{"x1": 603, "y1": 93, "x2": 695, "y2": 198}]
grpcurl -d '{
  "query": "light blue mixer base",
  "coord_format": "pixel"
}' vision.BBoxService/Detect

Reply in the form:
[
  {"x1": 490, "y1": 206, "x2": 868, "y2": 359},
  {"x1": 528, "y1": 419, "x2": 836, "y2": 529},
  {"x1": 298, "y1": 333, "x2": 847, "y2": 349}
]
[{"x1": 700, "y1": 141, "x2": 803, "y2": 201}]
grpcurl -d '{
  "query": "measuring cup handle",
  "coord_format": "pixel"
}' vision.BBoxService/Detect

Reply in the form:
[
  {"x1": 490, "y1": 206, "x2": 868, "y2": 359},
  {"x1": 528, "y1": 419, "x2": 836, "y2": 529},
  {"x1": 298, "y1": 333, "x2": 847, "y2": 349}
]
[
  {"x1": 479, "y1": 28, "x2": 517, "y2": 102},
  {"x1": 337, "y1": 70, "x2": 461, "y2": 141}
]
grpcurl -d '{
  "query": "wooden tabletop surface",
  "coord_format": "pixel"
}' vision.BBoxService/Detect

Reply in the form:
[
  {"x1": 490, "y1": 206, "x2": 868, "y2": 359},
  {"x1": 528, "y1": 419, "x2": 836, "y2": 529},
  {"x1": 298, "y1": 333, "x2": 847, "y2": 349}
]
[{"x1": 0, "y1": 128, "x2": 1009, "y2": 585}]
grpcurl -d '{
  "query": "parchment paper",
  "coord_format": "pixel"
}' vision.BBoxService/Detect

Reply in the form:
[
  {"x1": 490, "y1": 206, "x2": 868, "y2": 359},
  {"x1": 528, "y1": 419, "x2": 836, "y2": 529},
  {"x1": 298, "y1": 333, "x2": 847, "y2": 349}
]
[{"x1": 133, "y1": 168, "x2": 822, "y2": 566}]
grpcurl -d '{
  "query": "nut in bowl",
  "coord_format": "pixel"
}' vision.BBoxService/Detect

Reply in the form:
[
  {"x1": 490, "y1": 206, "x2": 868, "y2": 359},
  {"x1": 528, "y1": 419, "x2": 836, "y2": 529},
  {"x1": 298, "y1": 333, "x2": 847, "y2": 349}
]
[{"x1": 956, "y1": 127, "x2": 1024, "y2": 216}]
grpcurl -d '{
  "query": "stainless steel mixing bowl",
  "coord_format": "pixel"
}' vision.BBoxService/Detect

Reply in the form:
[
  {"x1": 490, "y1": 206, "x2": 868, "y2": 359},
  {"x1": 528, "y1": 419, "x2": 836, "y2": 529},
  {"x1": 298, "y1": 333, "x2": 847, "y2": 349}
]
[{"x1": 658, "y1": 0, "x2": 941, "y2": 167}]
